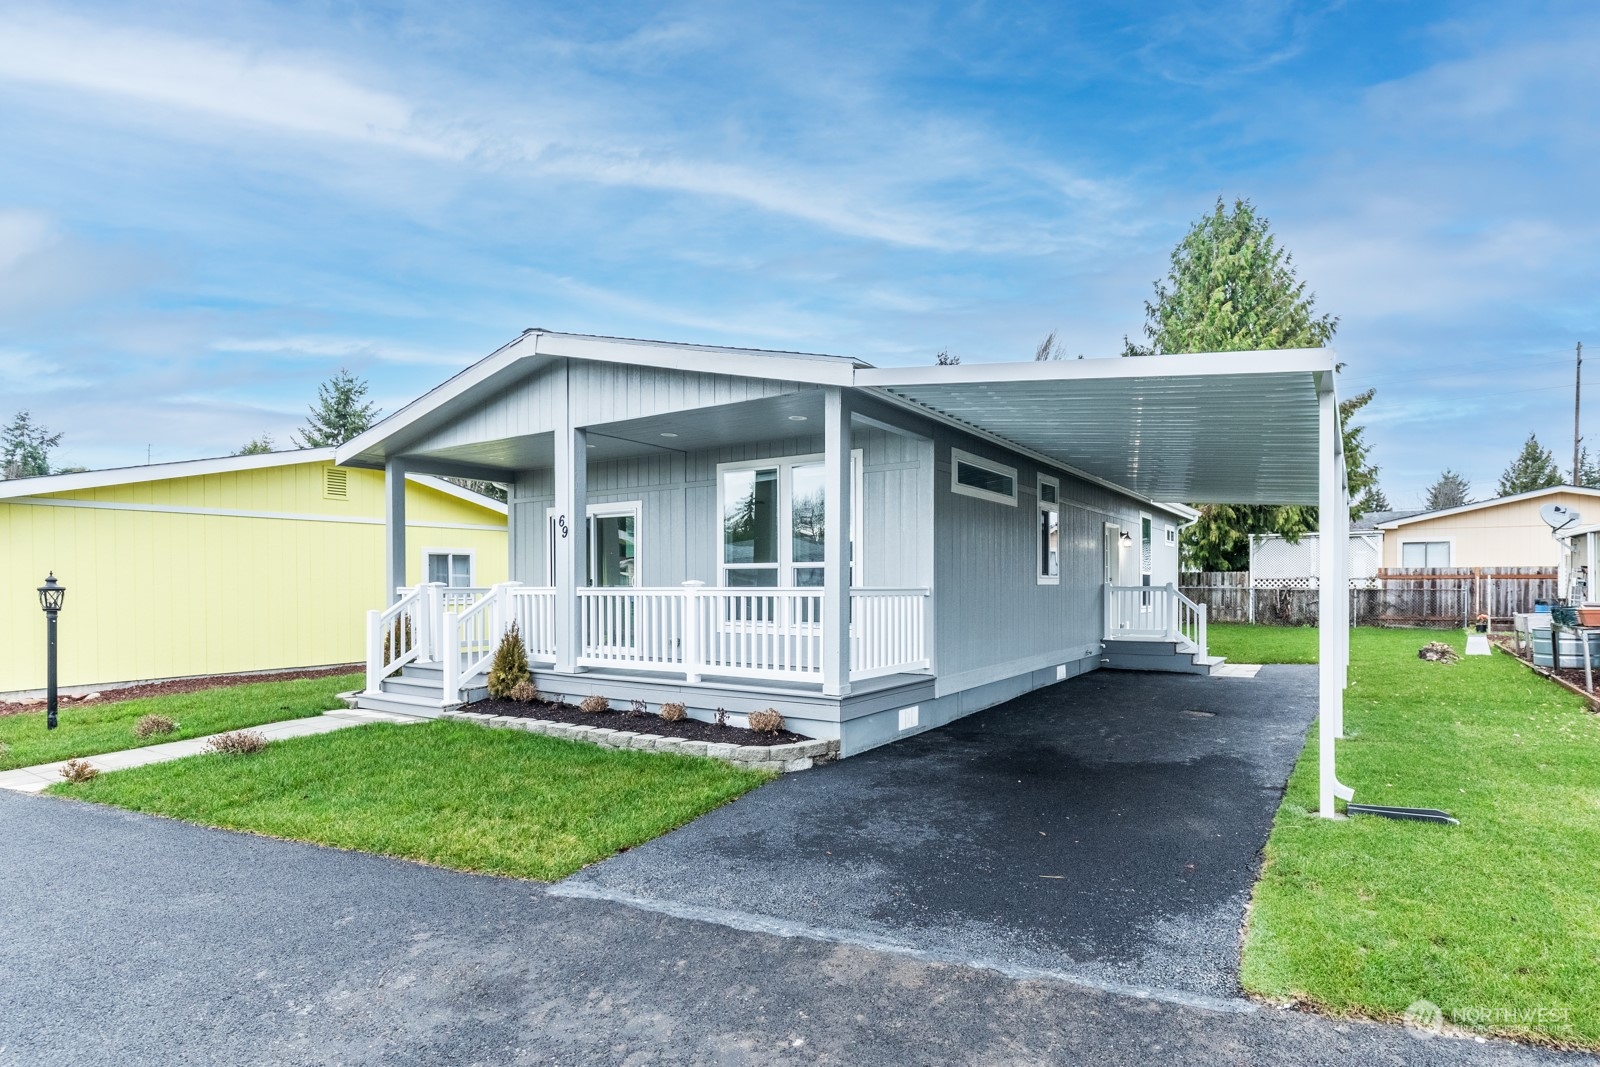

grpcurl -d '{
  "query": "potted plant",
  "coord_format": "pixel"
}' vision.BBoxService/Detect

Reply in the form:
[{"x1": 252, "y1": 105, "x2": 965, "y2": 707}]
[{"x1": 1475, "y1": 613, "x2": 1489, "y2": 634}]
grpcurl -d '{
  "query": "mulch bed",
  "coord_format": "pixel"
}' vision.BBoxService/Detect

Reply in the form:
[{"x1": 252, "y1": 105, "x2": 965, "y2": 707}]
[
  {"x1": 1490, "y1": 636, "x2": 1600, "y2": 707},
  {"x1": 466, "y1": 697, "x2": 812, "y2": 745},
  {"x1": 0, "y1": 664, "x2": 363, "y2": 718}
]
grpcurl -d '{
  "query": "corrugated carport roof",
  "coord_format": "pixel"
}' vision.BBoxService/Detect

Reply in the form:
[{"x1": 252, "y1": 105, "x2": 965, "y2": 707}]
[{"x1": 858, "y1": 349, "x2": 1336, "y2": 505}]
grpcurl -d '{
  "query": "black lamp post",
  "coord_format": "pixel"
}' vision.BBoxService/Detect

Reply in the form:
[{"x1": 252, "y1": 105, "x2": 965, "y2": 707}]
[{"x1": 37, "y1": 573, "x2": 65, "y2": 730}]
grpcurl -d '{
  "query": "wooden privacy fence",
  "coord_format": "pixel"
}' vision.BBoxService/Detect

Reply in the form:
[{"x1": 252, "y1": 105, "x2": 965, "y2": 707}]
[{"x1": 1180, "y1": 568, "x2": 1559, "y2": 628}]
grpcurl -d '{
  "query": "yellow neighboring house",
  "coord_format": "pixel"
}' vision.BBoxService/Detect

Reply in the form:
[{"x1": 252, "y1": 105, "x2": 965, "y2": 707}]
[
  {"x1": 1374, "y1": 485, "x2": 1600, "y2": 570},
  {"x1": 0, "y1": 448, "x2": 507, "y2": 695}
]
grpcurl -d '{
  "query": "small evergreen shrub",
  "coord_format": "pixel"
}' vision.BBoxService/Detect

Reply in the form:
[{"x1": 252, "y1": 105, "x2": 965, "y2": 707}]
[
  {"x1": 509, "y1": 679, "x2": 540, "y2": 704},
  {"x1": 59, "y1": 759, "x2": 100, "y2": 783},
  {"x1": 381, "y1": 615, "x2": 415, "y2": 667},
  {"x1": 206, "y1": 730, "x2": 270, "y2": 756},
  {"x1": 660, "y1": 702, "x2": 688, "y2": 722},
  {"x1": 486, "y1": 623, "x2": 531, "y2": 700},
  {"x1": 133, "y1": 714, "x2": 177, "y2": 739},
  {"x1": 630, "y1": 699, "x2": 647, "y2": 715},
  {"x1": 714, "y1": 707, "x2": 728, "y2": 728},
  {"x1": 579, "y1": 694, "x2": 611, "y2": 714},
  {"x1": 748, "y1": 709, "x2": 786, "y2": 734}
]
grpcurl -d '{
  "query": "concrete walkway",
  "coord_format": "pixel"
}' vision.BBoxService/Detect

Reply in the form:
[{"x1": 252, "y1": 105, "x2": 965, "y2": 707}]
[{"x1": 0, "y1": 709, "x2": 419, "y2": 793}]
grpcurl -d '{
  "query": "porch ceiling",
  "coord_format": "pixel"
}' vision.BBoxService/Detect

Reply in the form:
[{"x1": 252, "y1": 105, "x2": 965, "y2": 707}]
[{"x1": 858, "y1": 350, "x2": 1335, "y2": 505}]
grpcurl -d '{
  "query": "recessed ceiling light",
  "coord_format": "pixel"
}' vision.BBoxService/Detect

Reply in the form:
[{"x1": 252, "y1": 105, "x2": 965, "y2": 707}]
[
  {"x1": 788, "y1": 415, "x2": 808, "y2": 421},
  {"x1": 660, "y1": 432, "x2": 679, "y2": 438}
]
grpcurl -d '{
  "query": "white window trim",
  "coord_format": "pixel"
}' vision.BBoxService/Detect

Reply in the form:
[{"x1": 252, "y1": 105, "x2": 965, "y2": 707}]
[
  {"x1": 715, "y1": 451, "x2": 863, "y2": 587},
  {"x1": 1139, "y1": 512, "x2": 1154, "y2": 610},
  {"x1": 950, "y1": 448, "x2": 1018, "y2": 506},
  {"x1": 421, "y1": 548, "x2": 476, "y2": 588},
  {"x1": 546, "y1": 501, "x2": 642, "y2": 587},
  {"x1": 1037, "y1": 473, "x2": 1061, "y2": 585},
  {"x1": 1398, "y1": 537, "x2": 1454, "y2": 568}
]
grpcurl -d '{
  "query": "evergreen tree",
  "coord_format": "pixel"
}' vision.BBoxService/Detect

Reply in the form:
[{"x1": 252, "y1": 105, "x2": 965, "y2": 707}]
[
  {"x1": 1130, "y1": 198, "x2": 1371, "y2": 569},
  {"x1": 1423, "y1": 470, "x2": 1471, "y2": 510},
  {"x1": 1577, "y1": 447, "x2": 1600, "y2": 489},
  {"x1": 235, "y1": 433, "x2": 276, "y2": 456},
  {"x1": 1, "y1": 410, "x2": 63, "y2": 479},
  {"x1": 1356, "y1": 484, "x2": 1391, "y2": 514},
  {"x1": 293, "y1": 368, "x2": 380, "y2": 448},
  {"x1": 1498, "y1": 434, "x2": 1562, "y2": 496},
  {"x1": 485, "y1": 623, "x2": 530, "y2": 699}
]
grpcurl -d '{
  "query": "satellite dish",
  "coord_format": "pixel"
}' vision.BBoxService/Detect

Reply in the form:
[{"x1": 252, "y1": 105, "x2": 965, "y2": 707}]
[{"x1": 1542, "y1": 503, "x2": 1581, "y2": 537}]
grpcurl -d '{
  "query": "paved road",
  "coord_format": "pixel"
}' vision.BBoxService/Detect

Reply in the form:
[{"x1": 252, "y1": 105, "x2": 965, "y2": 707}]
[
  {"x1": 563, "y1": 665, "x2": 1319, "y2": 1001},
  {"x1": 1, "y1": 760, "x2": 1588, "y2": 1062}
]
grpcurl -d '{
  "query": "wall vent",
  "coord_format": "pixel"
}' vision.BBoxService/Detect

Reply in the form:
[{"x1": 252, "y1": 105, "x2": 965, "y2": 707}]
[
  {"x1": 898, "y1": 706, "x2": 919, "y2": 731},
  {"x1": 322, "y1": 467, "x2": 349, "y2": 500}
]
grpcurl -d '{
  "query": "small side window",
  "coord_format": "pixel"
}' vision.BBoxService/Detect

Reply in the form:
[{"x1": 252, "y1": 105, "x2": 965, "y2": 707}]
[
  {"x1": 951, "y1": 448, "x2": 1018, "y2": 506},
  {"x1": 1037, "y1": 475, "x2": 1060, "y2": 584}
]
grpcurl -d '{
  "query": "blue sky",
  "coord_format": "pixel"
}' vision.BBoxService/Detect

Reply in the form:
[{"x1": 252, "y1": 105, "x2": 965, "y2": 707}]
[{"x1": 1, "y1": 0, "x2": 1595, "y2": 505}]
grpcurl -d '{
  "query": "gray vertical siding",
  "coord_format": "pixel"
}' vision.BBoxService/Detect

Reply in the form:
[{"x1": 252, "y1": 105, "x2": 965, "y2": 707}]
[
  {"x1": 507, "y1": 426, "x2": 931, "y2": 591},
  {"x1": 929, "y1": 425, "x2": 1185, "y2": 693},
  {"x1": 404, "y1": 359, "x2": 813, "y2": 456}
]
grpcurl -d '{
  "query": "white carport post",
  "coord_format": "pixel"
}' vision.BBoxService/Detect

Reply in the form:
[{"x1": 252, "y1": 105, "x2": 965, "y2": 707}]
[{"x1": 1317, "y1": 381, "x2": 1353, "y2": 817}]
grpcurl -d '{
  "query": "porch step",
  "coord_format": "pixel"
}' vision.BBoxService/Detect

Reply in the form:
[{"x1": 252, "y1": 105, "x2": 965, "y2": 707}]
[
  {"x1": 348, "y1": 690, "x2": 451, "y2": 718},
  {"x1": 1101, "y1": 638, "x2": 1226, "y2": 676}
]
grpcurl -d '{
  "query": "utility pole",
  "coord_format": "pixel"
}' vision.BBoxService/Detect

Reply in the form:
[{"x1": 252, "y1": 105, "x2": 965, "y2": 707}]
[{"x1": 1575, "y1": 342, "x2": 1584, "y2": 485}]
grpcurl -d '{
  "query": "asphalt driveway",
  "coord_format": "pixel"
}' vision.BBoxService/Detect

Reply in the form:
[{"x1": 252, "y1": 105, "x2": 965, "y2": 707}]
[{"x1": 559, "y1": 665, "x2": 1321, "y2": 1002}]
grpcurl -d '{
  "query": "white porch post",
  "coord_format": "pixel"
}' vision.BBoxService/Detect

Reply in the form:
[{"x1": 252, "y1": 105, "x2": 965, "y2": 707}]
[
  {"x1": 553, "y1": 422, "x2": 588, "y2": 674},
  {"x1": 823, "y1": 388, "x2": 852, "y2": 697},
  {"x1": 1317, "y1": 383, "x2": 1351, "y2": 818},
  {"x1": 384, "y1": 457, "x2": 407, "y2": 603}
]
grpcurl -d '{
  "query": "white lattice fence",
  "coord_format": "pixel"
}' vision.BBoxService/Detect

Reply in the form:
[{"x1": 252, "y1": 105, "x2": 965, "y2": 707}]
[{"x1": 1250, "y1": 533, "x2": 1381, "y2": 583}]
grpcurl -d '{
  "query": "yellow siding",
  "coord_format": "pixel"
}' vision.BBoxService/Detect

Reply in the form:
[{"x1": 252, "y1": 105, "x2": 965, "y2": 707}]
[
  {"x1": 0, "y1": 464, "x2": 506, "y2": 693},
  {"x1": 1380, "y1": 491, "x2": 1588, "y2": 570}
]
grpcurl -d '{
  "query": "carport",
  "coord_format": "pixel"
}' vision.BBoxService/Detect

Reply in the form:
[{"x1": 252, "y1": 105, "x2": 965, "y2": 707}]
[{"x1": 856, "y1": 348, "x2": 1353, "y2": 816}]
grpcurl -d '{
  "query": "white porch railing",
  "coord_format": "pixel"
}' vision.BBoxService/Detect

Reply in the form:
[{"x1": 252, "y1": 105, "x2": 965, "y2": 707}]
[
  {"x1": 364, "y1": 585, "x2": 428, "y2": 694},
  {"x1": 368, "y1": 581, "x2": 931, "y2": 702},
  {"x1": 1104, "y1": 582, "x2": 1208, "y2": 654}
]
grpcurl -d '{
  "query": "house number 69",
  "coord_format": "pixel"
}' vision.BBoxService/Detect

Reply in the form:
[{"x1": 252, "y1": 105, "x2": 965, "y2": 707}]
[{"x1": 558, "y1": 515, "x2": 569, "y2": 538}]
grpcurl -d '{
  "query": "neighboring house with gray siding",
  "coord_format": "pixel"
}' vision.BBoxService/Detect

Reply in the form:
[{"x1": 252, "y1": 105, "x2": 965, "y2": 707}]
[{"x1": 337, "y1": 331, "x2": 1334, "y2": 757}]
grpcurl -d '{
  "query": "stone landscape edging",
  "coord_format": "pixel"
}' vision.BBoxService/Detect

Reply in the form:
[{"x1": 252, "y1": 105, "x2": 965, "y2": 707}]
[{"x1": 439, "y1": 710, "x2": 838, "y2": 772}]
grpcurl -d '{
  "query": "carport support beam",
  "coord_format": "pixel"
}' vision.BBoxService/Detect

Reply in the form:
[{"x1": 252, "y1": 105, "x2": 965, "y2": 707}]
[{"x1": 1317, "y1": 385, "x2": 1348, "y2": 818}]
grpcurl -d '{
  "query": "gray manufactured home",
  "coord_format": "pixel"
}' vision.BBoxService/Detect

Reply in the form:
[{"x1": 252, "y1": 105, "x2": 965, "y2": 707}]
[{"x1": 338, "y1": 331, "x2": 1335, "y2": 759}]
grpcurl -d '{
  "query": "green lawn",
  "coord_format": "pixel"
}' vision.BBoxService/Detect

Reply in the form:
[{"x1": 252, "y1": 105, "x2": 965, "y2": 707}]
[
  {"x1": 1233, "y1": 626, "x2": 1600, "y2": 1048},
  {"x1": 1207, "y1": 622, "x2": 1319, "y2": 664},
  {"x1": 0, "y1": 673, "x2": 363, "y2": 771},
  {"x1": 51, "y1": 720, "x2": 771, "y2": 881}
]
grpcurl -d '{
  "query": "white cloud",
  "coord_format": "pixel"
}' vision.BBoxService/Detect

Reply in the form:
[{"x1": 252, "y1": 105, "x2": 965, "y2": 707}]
[
  {"x1": 210, "y1": 336, "x2": 476, "y2": 367},
  {"x1": 0, "y1": 12, "x2": 462, "y2": 157}
]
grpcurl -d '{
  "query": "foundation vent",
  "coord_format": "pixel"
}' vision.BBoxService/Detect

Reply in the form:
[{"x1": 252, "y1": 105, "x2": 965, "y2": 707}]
[{"x1": 898, "y1": 706, "x2": 919, "y2": 731}]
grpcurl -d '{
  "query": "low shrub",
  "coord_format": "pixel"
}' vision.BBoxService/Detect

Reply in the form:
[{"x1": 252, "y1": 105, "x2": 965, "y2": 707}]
[
  {"x1": 660, "y1": 702, "x2": 688, "y2": 722},
  {"x1": 206, "y1": 730, "x2": 270, "y2": 756},
  {"x1": 630, "y1": 699, "x2": 647, "y2": 715},
  {"x1": 133, "y1": 713, "x2": 177, "y2": 739},
  {"x1": 579, "y1": 694, "x2": 611, "y2": 714},
  {"x1": 59, "y1": 759, "x2": 99, "y2": 784},
  {"x1": 381, "y1": 615, "x2": 415, "y2": 667},
  {"x1": 508, "y1": 679, "x2": 540, "y2": 704},
  {"x1": 714, "y1": 707, "x2": 728, "y2": 728},
  {"x1": 486, "y1": 624, "x2": 532, "y2": 699},
  {"x1": 748, "y1": 708, "x2": 785, "y2": 734}
]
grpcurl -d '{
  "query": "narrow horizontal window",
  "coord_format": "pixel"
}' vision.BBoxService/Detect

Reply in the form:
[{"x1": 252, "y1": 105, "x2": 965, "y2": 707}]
[{"x1": 951, "y1": 448, "x2": 1017, "y2": 506}]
